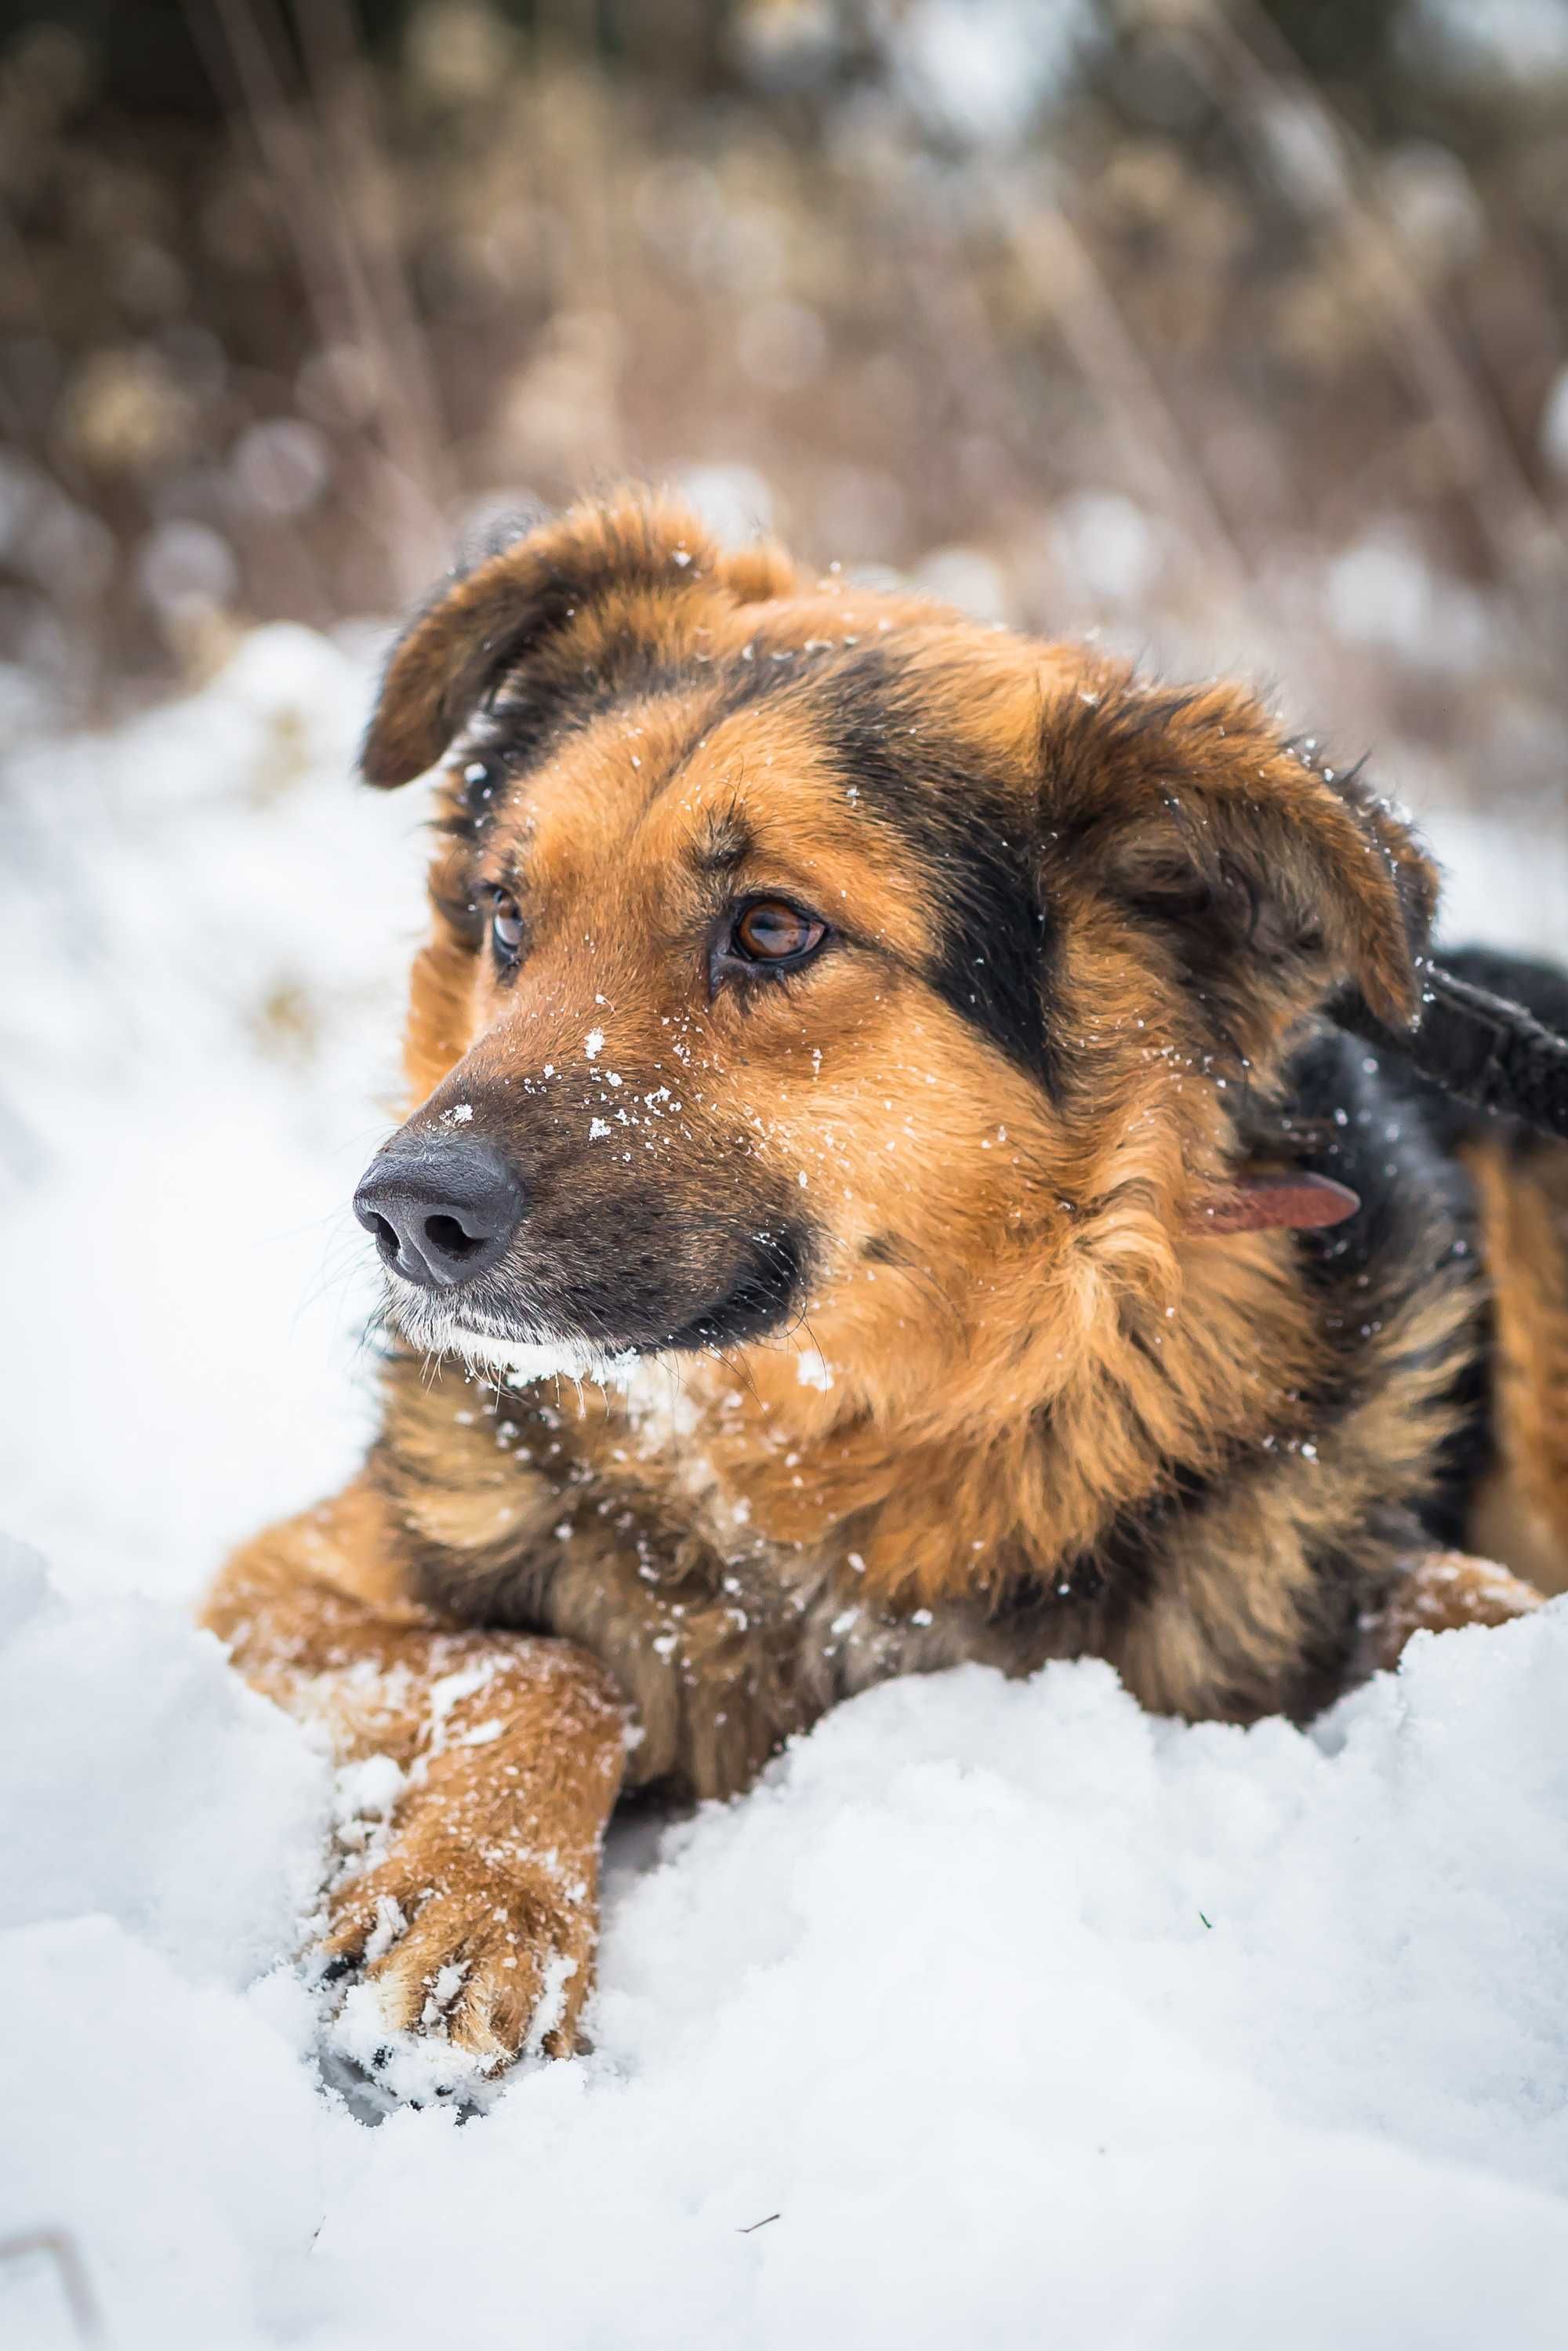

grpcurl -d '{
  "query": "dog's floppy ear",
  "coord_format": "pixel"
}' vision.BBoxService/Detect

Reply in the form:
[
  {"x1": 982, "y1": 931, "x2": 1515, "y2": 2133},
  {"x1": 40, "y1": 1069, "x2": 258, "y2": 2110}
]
[
  {"x1": 361, "y1": 490, "x2": 797, "y2": 787},
  {"x1": 1052, "y1": 673, "x2": 1437, "y2": 1031}
]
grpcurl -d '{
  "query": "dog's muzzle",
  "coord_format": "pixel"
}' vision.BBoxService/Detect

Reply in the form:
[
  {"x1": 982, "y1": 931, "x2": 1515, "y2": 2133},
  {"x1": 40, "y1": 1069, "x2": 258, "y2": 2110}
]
[{"x1": 354, "y1": 1135, "x2": 524, "y2": 1289}]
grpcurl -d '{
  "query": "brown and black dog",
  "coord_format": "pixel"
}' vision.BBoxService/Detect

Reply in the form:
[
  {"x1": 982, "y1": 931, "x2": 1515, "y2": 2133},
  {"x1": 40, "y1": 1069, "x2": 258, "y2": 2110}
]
[{"x1": 204, "y1": 487, "x2": 1564, "y2": 2080}]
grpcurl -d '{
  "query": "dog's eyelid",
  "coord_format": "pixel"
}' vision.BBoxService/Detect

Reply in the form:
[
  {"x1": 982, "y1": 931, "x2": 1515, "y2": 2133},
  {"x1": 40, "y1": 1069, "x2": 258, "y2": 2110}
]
[
  {"x1": 732, "y1": 889, "x2": 829, "y2": 931},
  {"x1": 734, "y1": 883, "x2": 822, "y2": 915}
]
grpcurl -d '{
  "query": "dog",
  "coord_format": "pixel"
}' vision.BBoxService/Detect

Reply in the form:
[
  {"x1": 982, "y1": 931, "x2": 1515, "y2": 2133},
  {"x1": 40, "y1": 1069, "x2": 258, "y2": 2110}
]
[{"x1": 203, "y1": 487, "x2": 1564, "y2": 2080}]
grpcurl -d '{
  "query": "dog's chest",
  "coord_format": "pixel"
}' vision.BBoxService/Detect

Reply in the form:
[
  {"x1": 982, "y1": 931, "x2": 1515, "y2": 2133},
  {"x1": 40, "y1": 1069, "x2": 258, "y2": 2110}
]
[
  {"x1": 396, "y1": 1367, "x2": 1078, "y2": 1800},
  {"x1": 541, "y1": 1440, "x2": 1054, "y2": 1800}
]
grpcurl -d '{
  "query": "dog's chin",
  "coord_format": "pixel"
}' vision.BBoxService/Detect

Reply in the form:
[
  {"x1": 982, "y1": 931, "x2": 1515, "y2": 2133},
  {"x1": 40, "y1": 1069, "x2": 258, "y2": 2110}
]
[
  {"x1": 380, "y1": 1282, "x2": 645, "y2": 1389},
  {"x1": 380, "y1": 1278, "x2": 800, "y2": 1392},
  {"x1": 379, "y1": 1228, "x2": 807, "y2": 1386}
]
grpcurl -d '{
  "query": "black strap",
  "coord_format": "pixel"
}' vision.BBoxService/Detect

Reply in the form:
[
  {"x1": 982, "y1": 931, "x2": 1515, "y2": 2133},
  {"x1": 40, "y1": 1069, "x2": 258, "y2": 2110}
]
[{"x1": 1330, "y1": 965, "x2": 1568, "y2": 1142}]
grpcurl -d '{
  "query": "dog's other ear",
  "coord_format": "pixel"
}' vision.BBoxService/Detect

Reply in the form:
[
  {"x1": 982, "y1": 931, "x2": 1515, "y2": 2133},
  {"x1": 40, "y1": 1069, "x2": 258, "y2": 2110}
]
[
  {"x1": 361, "y1": 489, "x2": 797, "y2": 787},
  {"x1": 1052, "y1": 672, "x2": 1437, "y2": 1033}
]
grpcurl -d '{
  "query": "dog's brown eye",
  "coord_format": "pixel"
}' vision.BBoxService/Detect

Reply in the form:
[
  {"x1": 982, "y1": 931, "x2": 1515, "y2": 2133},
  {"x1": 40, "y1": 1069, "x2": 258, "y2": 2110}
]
[
  {"x1": 490, "y1": 892, "x2": 524, "y2": 961},
  {"x1": 731, "y1": 899, "x2": 826, "y2": 965}
]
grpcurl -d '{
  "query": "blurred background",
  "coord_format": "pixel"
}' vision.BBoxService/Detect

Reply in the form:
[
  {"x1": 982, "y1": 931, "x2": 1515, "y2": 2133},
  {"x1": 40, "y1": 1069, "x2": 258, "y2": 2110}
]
[
  {"x1": 2, "y1": 0, "x2": 1566, "y2": 1603},
  {"x1": 2, "y1": 0, "x2": 1567, "y2": 807}
]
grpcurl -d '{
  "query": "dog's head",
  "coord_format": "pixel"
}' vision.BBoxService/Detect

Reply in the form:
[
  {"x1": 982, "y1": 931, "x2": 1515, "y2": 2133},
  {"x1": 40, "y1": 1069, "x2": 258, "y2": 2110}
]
[{"x1": 354, "y1": 489, "x2": 1436, "y2": 1413}]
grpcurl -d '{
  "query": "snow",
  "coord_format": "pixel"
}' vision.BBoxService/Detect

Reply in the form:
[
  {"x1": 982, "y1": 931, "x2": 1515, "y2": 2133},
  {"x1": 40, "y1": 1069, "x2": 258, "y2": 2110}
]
[
  {"x1": 2, "y1": 627, "x2": 1567, "y2": 2347},
  {"x1": 0, "y1": 621, "x2": 421, "y2": 1601},
  {"x1": 5, "y1": 1532, "x2": 1568, "y2": 2349},
  {"x1": 676, "y1": 461, "x2": 776, "y2": 544},
  {"x1": 872, "y1": 0, "x2": 1099, "y2": 149},
  {"x1": 1410, "y1": 0, "x2": 1568, "y2": 89},
  {"x1": 1326, "y1": 531, "x2": 1493, "y2": 673}
]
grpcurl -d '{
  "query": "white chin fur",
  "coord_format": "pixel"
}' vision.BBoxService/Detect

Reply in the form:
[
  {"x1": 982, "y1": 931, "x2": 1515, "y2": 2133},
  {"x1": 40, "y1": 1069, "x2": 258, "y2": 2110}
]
[
  {"x1": 453, "y1": 1331, "x2": 646, "y2": 1390},
  {"x1": 385, "y1": 1284, "x2": 652, "y2": 1391}
]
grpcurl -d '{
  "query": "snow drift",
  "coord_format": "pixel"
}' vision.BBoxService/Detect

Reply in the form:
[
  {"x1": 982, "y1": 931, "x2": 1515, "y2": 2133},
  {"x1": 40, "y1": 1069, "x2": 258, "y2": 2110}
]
[{"x1": 3, "y1": 1536, "x2": 1568, "y2": 2350}]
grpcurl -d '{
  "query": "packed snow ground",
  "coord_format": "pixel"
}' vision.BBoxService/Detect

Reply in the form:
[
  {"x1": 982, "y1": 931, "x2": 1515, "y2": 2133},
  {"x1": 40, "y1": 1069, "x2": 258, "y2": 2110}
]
[{"x1": 2, "y1": 629, "x2": 1567, "y2": 2349}]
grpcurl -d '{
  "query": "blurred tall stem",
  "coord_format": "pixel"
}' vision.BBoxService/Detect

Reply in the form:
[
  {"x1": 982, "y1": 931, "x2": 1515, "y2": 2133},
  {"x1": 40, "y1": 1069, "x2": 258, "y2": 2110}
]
[
  {"x1": 195, "y1": 0, "x2": 451, "y2": 598},
  {"x1": 1192, "y1": 0, "x2": 1565, "y2": 602}
]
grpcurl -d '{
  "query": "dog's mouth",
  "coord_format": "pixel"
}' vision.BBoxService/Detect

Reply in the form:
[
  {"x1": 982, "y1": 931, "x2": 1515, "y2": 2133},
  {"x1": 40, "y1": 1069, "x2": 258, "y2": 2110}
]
[{"x1": 377, "y1": 1224, "x2": 807, "y2": 1378}]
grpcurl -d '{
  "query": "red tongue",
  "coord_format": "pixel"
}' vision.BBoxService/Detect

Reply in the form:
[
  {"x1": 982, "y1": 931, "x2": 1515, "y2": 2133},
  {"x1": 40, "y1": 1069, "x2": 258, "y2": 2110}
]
[{"x1": 1189, "y1": 1172, "x2": 1362, "y2": 1236}]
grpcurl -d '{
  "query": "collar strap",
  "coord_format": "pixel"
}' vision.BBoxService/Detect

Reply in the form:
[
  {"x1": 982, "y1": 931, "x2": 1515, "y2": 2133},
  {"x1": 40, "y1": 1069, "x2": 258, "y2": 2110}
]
[{"x1": 1330, "y1": 964, "x2": 1568, "y2": 1142}]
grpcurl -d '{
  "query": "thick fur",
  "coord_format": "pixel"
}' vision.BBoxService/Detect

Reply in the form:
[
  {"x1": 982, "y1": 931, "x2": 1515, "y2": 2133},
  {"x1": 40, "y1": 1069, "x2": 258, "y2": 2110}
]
[{"x1": 204, "y1": 489, "x2": 1563, "y2": 2077}]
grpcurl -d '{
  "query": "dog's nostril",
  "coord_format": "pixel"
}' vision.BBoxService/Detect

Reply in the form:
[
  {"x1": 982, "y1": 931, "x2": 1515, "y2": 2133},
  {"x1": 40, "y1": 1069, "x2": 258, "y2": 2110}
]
[
  {"x1": 365, "y1": 1212, "x2": 400, "y2": 1262},
  {"x1": 423, "y1": 1212, "x2": 482, "y2": 1260}
]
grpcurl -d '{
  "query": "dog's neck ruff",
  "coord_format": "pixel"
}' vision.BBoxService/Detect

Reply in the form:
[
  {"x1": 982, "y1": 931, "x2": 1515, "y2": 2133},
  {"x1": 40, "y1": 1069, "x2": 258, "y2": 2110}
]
[{"x1": 455, "y1": 1219, "x2": 1328, "y2": 1621}]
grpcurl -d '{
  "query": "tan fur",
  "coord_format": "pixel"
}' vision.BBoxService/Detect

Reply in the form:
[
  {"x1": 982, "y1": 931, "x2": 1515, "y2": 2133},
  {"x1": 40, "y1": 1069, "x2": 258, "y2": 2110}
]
[
  {"x1": 1464, "y1": 1133, "x2": 1568, "y2": 1596},
  {"x1": 202, "y1": 489, "x2": 1549, "y2": 2080}
]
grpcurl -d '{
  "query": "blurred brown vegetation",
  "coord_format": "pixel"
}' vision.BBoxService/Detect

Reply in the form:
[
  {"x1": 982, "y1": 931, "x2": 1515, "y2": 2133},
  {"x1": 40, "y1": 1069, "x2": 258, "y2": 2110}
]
[{"x1": 2, "y1": 0, "x2": 1566, "y2": 815}]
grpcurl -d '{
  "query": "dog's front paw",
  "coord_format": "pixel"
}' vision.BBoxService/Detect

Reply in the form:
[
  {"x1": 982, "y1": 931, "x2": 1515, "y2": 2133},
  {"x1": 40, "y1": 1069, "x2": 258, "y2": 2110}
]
[
  {"x1": 1374, "y1": 1549, "x2": 1544, "y2": 1669},
  {"x1": 318, "y1": 1829, "x2": 597, "y2": 2094}
]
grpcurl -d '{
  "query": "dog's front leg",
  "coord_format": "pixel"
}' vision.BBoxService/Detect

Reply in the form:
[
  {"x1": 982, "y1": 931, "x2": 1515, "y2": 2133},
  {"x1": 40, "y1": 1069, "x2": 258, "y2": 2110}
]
[
  {"x1": 202, "y1": 1480, "x2": 628, "y2": 2073},
  {"x1": 318, "y1": 1626, "x2": 627, "y2": 2071}
]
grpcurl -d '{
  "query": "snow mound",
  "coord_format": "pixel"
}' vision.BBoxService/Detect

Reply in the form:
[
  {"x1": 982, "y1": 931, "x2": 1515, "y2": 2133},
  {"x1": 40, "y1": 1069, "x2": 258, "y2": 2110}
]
[
  {"x1": 0, "y1": 623, "x2": 422, "y2": 1604},
  {"x1": 0, "y1": 1534, "x2": 326, "y2": 1980},
  {"x1": 2, "y1": 1528, "x2": 1567, "y2": 2350}
]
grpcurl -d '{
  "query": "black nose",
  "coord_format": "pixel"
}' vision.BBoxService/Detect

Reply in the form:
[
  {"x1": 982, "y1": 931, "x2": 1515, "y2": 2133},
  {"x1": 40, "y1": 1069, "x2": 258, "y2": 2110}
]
[{"x1": 354, "y1": 1135, "x2": 524, "y2": 1289}]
